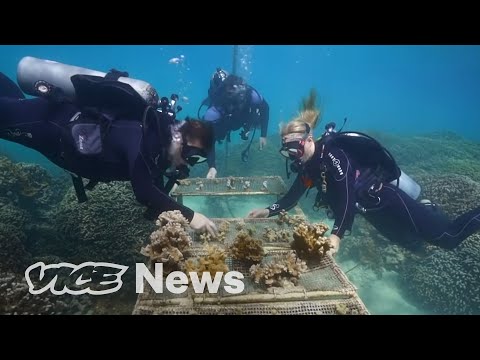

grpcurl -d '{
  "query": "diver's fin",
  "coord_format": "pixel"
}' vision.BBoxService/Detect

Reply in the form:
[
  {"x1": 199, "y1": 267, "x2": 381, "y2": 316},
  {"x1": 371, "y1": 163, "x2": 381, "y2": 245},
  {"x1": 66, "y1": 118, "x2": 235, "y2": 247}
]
[{"x1": 0, "y1": 72, "x2": 25, "y2": 99}]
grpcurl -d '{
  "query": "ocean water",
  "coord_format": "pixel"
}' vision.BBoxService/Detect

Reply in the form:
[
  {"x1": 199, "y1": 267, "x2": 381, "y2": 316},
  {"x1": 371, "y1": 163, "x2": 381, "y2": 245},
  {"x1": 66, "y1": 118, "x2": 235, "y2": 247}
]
[{"x1": 1, "y1": 45, "x2": 479, "y2": 315}]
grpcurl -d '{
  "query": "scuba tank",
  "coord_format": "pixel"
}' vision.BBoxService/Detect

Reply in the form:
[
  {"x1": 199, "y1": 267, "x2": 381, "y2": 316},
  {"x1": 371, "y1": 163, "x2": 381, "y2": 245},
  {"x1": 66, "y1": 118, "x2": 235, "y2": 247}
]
[
  {"x1": 322, "y1": 120, "x2": 422, "y2": 201},
  {"x1": 16, "y1": 56, "x2": 159, "y2": 107},
  {"x1": 390, "y1": 169, "x2": 421, "y2": 200}
]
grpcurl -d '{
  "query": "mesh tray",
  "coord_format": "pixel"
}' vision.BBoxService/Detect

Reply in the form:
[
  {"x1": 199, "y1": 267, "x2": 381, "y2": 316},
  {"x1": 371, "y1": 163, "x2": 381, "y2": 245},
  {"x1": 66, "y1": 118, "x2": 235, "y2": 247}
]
[
  {"x1": 133, "y1": 295, "x2": 370, "y2": 315},
  {"x1": 133, "y1": 217, "x2": 368, "y2": 314},
  {"x1": 171, "y1": 176, "x2": 288, "y2": 197}
]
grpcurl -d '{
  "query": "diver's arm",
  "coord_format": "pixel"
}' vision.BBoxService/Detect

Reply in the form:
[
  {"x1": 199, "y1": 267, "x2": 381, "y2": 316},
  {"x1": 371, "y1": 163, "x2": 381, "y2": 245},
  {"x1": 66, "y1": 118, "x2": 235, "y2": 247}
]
[
  {"x1": 325, "y1": 146, "x2": 356, "y2": 238},
  {"x1": 266, "y1": 174, "x2": 308, "y2": 216},
  {"x1": 259, "y1": 100, "x2": 269, "y2": 138},
  {"x1": 206, "y1": 147, "x2": 216, "y2": 169},
  {"x1": 203, "y1": 106, "x2": 221, "y2": 170},
  {"x1": 130, "y1": 153, "x2": 195, "y2": 221},
  {"x1": 250, "y1": 89, "x2": 269, "y2": 138}
]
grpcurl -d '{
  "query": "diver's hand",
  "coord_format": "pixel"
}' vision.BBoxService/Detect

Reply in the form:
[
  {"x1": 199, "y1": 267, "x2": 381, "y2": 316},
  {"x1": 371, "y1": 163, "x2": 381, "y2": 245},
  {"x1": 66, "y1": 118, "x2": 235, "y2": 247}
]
[
  {"x1": 259, "y1": 137, "x2": 267, "y2": 150},
  {"x1": 206, "y1": 167, "x2": 217, "y2": 179},
  {"x1": 190, "y1": 212, "x2": 218, "y2": 237},
  {"x1": 327, "y1": 234, "x2": 341, "y2": 257},
  {"x1": 247, "y1": 208, "x2": 269, "y2": 218}
]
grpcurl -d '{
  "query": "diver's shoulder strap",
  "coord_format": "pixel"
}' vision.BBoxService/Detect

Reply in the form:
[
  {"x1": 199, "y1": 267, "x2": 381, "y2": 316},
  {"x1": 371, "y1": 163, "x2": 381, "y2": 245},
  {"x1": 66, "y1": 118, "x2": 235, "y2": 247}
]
[
  {"x1": 71, "y1": 175, "x2": 101, "y2": 203},
  {"x1": 104, "y1": 69, "x2": 129, "y2": 81}
]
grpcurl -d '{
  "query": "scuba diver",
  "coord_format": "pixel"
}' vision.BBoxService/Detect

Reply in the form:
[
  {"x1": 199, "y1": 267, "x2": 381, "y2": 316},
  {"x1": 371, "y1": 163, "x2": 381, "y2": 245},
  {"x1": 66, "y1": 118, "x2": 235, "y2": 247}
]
[
  {"x1": 248, "y1": 89, "x2": 480, "y2": 255},
  {"x1": 198, "y1": 68, "x2": 270, "y2": 178},
  {"x1": 0, "y1": 56, "x2": 218, "y2": 237}
]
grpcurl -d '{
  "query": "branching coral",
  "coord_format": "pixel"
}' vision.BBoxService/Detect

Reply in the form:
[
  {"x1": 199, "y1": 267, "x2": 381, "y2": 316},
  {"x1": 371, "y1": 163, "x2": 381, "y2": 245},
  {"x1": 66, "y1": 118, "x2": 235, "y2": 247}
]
[
  {"x1": 275, "y1": 209, "x2": 304, "y2": 227},
  {"x1": 141, "y1": 210, "x2": 192, "y2": 274},
  {"x1": 184, "y1": 245, "x2": 229, "y2": 278},
  {"x1": 250, "y1": 252, "x2": 308, "y2": 288},
  {"x1": 229, "y1": 230, "x2": 265, "y2": 263},
  {"x1": 291, "y1": 222, "x2": 331, "y2": 261},
  {"x1": 198, "y1": 220, "x2": 229, "y2": 243},
  {"x1": 263, "y1": 227, "x2": 291, "y2": 243},
  {"x1": 234, "y1": 219, "x2": 246, "y2": 231}
]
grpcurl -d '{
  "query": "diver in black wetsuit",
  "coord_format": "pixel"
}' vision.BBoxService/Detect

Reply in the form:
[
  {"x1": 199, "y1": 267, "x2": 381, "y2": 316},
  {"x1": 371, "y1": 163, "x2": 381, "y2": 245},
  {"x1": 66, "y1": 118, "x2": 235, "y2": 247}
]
[
  {"x1": 248, "y1": 90, "x2": 480, "y2": 255},
  {"x1": 199, "y1": 68, "x2": 270, "y2": 178},
  {"x1": 0, "y1": 70, "x2": 218, "y2": 237}
]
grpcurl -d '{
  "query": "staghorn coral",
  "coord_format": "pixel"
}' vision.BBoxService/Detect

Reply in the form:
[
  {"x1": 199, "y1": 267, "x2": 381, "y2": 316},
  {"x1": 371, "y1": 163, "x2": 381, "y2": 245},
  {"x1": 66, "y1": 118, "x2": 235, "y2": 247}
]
[
  {"x1": 185, "y1": 245, "x2": 229, "y2": 277},
  {"x1": 141, "y1": 210, "x2": 192, "y2": 274},
  {"x1": 291, "y1": 221, "x2": 331, "y2": 261},
  {"x1": 250, "y1": 252, "x2": 308, "y2": 288},
  {"x1": 229, "y1": 230, "x2": 265, "y2": 263}
]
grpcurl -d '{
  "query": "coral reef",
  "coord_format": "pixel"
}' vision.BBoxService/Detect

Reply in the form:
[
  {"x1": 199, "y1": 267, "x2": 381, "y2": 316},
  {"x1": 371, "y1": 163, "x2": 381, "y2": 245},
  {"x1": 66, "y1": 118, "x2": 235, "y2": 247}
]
[
  {"x1": 402, "y1": 233, "x2": 480, "y2": 314},
  {"x1": 250, "y1": 252, "x2": 308, "y2": 288},
  {"x1": 185, "y1": 245, "x2": 229, "y2": 277},
  {"x1": 229, "y1": 230, "x2": 265, "y2": 263},
  {"x1": 394, "y1": 174, "x2": 480, "y2": 314},
  {"x1": 54, "y1": 182, "x2": 156, "y2": 267},
  {"x1": 415, "y1": 174, "x2": 480, "y2": 219},
  {"x1": 0, "y1": 198, "x2": 31, "y2": 272},
  {"x1": 337, "y1": 216, "x2": 421, "y2": 278},
  {"x1": 291, "y1": 221, "x2": 331, "y2": 261},
  {"x1": 141, "y1": 210, "x2": 192, "y2": 274},
  {"x1": 0, "y1": 156, "x2": 67, "y2": 210},
  {"x1": 0, "y1": 271, "x2": 93, "y2": 315}
]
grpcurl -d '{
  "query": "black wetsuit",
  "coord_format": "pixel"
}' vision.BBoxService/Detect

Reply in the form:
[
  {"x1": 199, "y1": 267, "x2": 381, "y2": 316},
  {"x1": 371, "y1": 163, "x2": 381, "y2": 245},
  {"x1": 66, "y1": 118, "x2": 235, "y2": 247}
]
[
  {"x1": 0, "y1": 73, "x2": 194, "y2": 221},
  {"x1": 203, "y1": 86, "x2": 269, "y2": 168},
  {"x1": 267, "y1": 138, "x2": 480, "y2": 250}
]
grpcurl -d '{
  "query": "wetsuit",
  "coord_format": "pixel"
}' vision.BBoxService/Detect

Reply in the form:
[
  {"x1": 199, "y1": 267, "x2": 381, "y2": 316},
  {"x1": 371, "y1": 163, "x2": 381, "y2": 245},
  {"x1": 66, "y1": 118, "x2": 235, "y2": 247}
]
[
  {"x1": 203, "y1": 86, "x2": 269, "y2": 168},
  {"x1": 267, "y1": 138, "x2": 480, "y2": 250},
  {"x1": 0, "y1": 73, "x2": 194, "y2": 221}
]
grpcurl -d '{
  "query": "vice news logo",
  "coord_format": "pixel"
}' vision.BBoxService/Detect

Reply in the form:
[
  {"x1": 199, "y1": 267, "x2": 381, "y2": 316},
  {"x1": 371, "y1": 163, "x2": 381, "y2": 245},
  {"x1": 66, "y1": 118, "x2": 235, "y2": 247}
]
[{"x1": 24, "y1": 262, "x2": 245, "y2": 296}]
